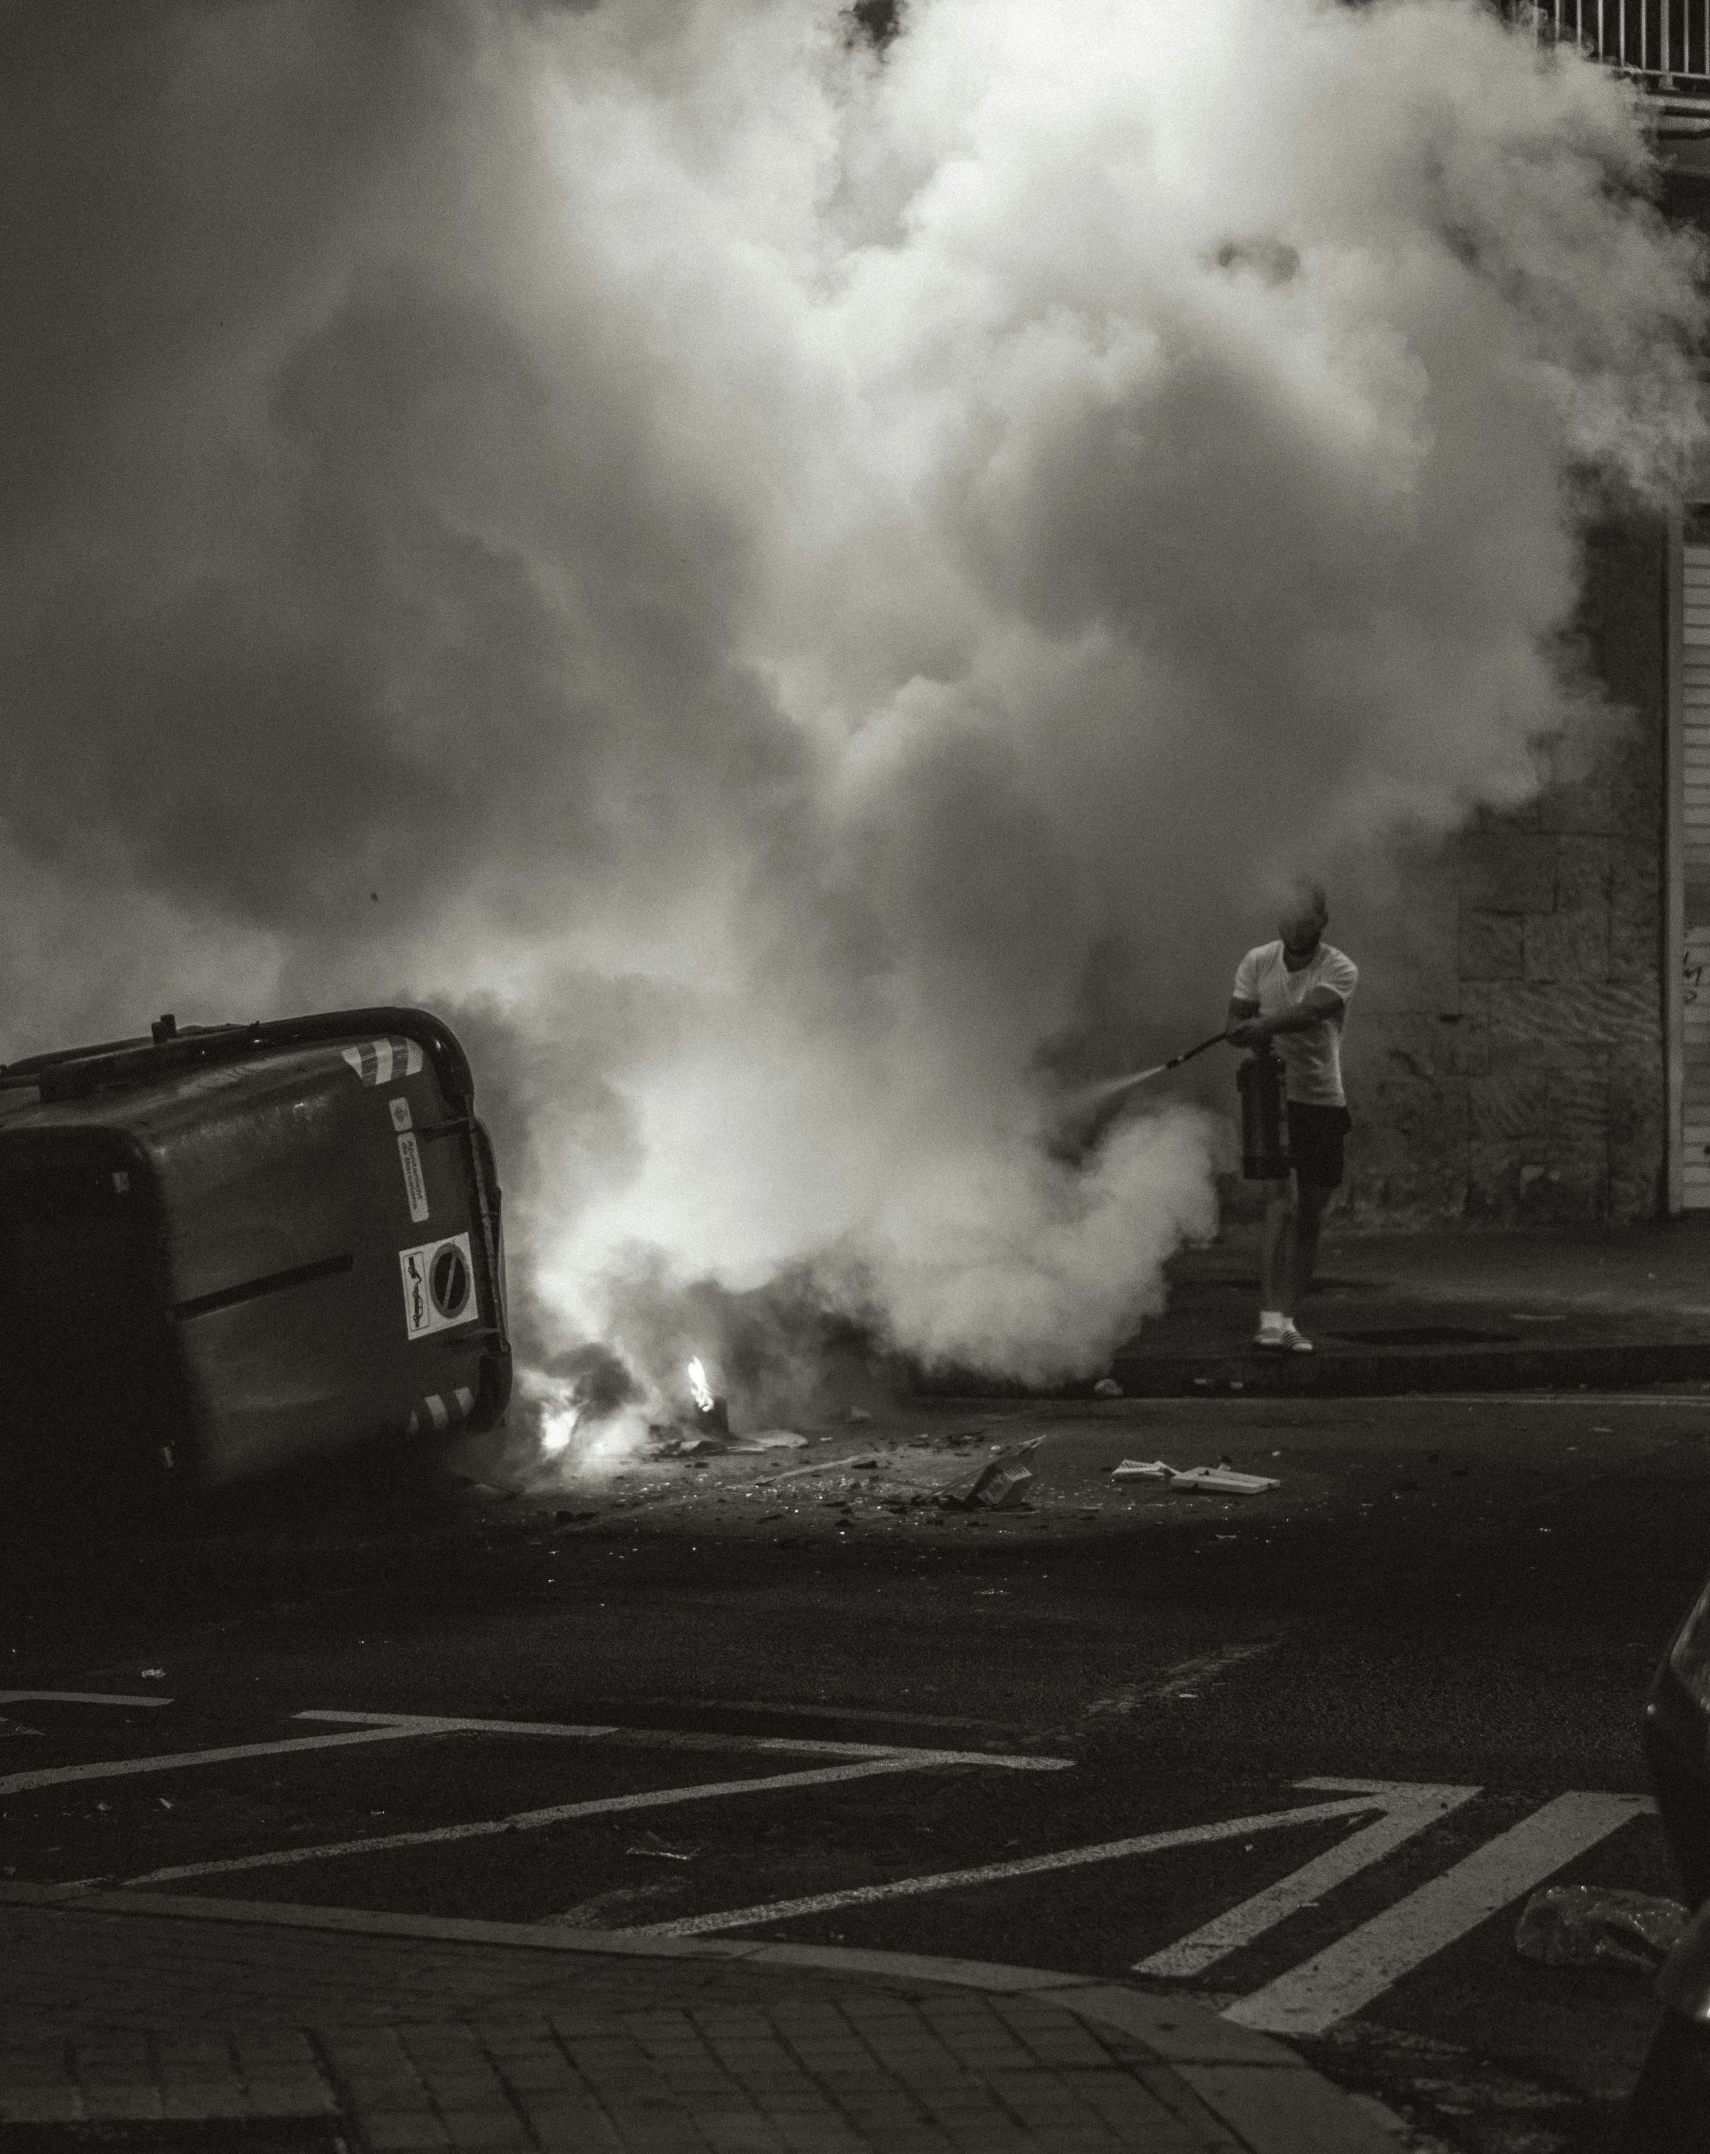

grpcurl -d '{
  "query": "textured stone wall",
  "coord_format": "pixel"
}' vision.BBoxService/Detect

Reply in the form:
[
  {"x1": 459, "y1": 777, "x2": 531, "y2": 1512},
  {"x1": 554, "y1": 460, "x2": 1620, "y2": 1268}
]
[{"x1": 1336, "y1": 518, "x2": 1669, "y2": 1226}]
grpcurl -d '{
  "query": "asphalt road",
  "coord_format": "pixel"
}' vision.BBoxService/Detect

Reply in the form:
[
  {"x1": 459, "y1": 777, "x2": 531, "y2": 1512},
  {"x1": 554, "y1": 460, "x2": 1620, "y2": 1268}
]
[{"x1": 6, "y1": 1389, "x2": 1710, "y2": 2153}]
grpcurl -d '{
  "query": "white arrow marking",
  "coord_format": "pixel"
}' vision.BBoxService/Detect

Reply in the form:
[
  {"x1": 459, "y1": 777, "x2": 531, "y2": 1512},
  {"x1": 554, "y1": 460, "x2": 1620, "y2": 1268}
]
[
  {"x1": 1226, "y1": 1789, "x2": 1657, "y2": 2036},
  {"x1": 631, "y1": 1787, "x2": 1413, "y2": 1937},
  {"x1": 1136, "y1": 1778, "x2": 1480, "y2": 1978}
]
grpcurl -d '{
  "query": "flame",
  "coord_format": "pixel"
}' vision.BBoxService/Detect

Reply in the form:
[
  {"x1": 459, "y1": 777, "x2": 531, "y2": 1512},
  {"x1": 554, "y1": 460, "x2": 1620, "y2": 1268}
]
[
  {"x1": 518, "y1": 1367, "x2": 651, "y2": 1477},
  {"x1": 539, "y1": 1405, "x2": 577, "y2": 1455},
  {"x1": 687, "y1": 1357, "x2": 715, "y2": 1414}
]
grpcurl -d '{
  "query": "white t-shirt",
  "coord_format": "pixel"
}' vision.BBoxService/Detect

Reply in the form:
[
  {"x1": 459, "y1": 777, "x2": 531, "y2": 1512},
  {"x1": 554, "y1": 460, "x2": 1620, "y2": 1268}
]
[{"x1": 1232, "y1": 940, "x2": 1358, "y2": 1107}]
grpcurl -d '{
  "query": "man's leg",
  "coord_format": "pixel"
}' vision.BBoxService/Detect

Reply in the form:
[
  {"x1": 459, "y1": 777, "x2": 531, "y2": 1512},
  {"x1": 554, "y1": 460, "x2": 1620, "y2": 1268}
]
[
  {"x1": 1259, "y1": 1176, "x2": 1296, "y2": 1321},
  {"x1": 1293, "y1": 1180, "x2": 1333, "y2": 1304}
]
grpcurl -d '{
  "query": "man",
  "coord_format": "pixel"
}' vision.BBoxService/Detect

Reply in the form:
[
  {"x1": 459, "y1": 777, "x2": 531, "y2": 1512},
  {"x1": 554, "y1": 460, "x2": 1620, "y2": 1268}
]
[{"x1": 1226, "y1": 885, "x2": 1357, "y2": 1353}]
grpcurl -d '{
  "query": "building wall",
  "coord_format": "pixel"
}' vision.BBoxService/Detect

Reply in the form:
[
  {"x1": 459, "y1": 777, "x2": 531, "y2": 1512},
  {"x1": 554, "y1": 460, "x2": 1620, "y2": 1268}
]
[{"x1": 1337, "y1": 518, "x2": 1670, "y2": 1227}]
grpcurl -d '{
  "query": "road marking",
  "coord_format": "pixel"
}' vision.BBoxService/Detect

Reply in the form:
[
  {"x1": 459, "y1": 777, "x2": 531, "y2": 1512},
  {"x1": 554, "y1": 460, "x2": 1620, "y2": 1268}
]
[
  {"x1": 0, "y1": 1725, "x2": 431, "y2": 1797},
  {"x1": 1420, "y1": 1394, "x2": 1707, "y2": 1407},
  {"x1": 632, "y1": 1786, "x2": 1409, "y2": 1937},
  {"x1": 0, "y1": 1692, "x2": 174, "y2": 1709},
  {"x1": 1126, "y1": 1393, "x2": 1705, "y2": 1408},
  {"x1": 119, "y1": 1757, "x2": 965, "y2": 1885},
  {"x1": 295, "y1": 1711, "x2": 632, "y2": 1737},
  {"x1": 1135, "y1": 1779, "x2": 1479, "y2": 1977},
  {"x1": 292, "y1": 1709, "x2": 1070, "y2": 1772},
  {"x1": 1083, "y1": 1642, "x2": 1282, "y2": 1720},
  {"x1": 628, "y1": 1698, "x2": 1033, "y2": 1736},
  {"x1": 1226, "y1": 1790, "x2": 1657, "y2": 2036}
]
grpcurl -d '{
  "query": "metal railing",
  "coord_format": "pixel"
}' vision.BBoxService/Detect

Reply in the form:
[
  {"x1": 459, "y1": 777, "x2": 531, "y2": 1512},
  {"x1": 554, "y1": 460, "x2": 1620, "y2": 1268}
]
[{"x1": 1508, "y1": 0, "x2": 1710, "y2": 93}]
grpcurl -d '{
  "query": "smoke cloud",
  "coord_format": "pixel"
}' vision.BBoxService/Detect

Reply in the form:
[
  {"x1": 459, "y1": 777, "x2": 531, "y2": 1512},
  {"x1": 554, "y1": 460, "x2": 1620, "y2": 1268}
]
[{"x1": 0, "y1": 0, "x2": 1702, "y2": 1399}]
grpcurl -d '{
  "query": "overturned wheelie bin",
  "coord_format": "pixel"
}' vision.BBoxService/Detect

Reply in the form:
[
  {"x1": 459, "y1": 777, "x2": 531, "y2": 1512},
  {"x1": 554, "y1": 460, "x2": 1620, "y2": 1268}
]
[{"x1": 0, "y1": 1007, "x2": 510, "y2": 1500}]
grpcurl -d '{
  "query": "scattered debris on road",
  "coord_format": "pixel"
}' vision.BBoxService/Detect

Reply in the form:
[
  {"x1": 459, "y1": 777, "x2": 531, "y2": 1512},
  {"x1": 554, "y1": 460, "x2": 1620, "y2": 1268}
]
[
  {"x1": 1513, "y1": 1885, "x2": 1688, "y2": 1974},
  {"x1": 1173, "y1": 1464, "x2": 1281, "y2": 1494},
  {"x1": 490, "y1": 1405, "x2": 1319, "y2": 1541},
  {"x1": 646, "y1": 1423, "x2": 808, "y2": 1459},
  {"x1": 762, "y1": 1454, "x2": 880, "y2": 1484},
  {"x1": 627, "y1": 1829, "x2": 699, "y2": 1863},
  {"x1": 934, "y1": 1439, "x2": 1043, "y2": 1511},
  {"x1": 1110, "y1": 1458, "x2": 1280, "y2": 1495}
]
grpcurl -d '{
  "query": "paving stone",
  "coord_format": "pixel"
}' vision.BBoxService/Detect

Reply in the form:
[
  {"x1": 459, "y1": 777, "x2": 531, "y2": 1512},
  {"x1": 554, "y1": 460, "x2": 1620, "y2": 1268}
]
[{"x1": 0, "y1": 1894, "x2": 1363, "y2": 2152}]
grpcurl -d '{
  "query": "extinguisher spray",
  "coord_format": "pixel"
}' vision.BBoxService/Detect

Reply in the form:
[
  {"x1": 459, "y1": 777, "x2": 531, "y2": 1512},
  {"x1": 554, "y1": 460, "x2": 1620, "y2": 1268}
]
[{"x1": 1237, "y1": 1050, "x2": 1290, "y2": 1180}]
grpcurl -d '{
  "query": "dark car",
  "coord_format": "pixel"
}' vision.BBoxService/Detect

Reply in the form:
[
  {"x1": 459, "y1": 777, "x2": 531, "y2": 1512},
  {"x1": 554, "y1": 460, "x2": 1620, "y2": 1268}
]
[{"x1": 0, "y1": 1006, "x2": 510, "y2": 1504}]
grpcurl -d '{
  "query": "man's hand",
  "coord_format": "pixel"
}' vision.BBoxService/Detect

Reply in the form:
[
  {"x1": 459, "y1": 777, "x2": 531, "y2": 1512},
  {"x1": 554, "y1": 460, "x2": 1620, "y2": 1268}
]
[{"x1": 1227, "y1": 985, "x2": 1344, "y2": 1051}]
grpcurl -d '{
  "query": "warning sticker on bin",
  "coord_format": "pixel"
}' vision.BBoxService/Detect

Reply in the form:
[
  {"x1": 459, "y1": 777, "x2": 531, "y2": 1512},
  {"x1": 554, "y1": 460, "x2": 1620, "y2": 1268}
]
[
  {"x1": 396, "y1": 1132, "x2": 429, "y2": 1224},
  {"x1": 399, "y1": 1232, "x2": 476, "y2": 1339}
]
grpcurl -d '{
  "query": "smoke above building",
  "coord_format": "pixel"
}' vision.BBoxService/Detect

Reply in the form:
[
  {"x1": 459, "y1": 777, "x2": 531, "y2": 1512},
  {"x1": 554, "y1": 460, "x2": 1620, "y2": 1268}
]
[{"x1": 0, "y1": 0, "x2": 1702, "y2": 1402}]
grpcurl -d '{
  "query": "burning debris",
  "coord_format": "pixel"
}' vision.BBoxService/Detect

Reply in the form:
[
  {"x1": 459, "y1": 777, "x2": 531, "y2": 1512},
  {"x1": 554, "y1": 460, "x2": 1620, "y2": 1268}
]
[
  {"x1": 686, "y1": 1358, "x2": 728, "y2": 1439},
  {"x1": 487, "y1": 1402, "x2": 1310, "y2": 1542},
  {"x1": 519, "y1": 1347, "x2": 813, "y2": 1479},
  {"x1": 641, "y1": 1356, "x2": 812, "y2": 1458},
  {"x1": 518, "y1": 1344, "x2": 646, "y2": 1469}
]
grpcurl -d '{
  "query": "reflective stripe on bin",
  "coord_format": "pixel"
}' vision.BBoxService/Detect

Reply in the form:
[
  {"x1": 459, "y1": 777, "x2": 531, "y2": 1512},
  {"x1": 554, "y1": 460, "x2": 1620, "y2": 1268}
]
[
  {"x1": 340, "y1": 1037, "x2": 425, "y2": 1085},
  {"x1": 407, "y1": 1385, "x2": 475, "y2": 1436}
]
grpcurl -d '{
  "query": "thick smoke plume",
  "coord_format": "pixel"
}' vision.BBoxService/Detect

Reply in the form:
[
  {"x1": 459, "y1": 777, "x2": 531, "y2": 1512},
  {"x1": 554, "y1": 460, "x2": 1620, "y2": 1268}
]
[{"x1": 0, "y1": 0, "x2": 1702, "y2": 1404}]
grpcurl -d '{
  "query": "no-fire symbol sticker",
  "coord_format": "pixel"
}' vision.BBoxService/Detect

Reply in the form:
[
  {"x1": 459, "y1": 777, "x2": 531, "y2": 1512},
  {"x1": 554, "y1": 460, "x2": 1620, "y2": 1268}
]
[{"x1": 399, "y1": 1231, "x2": 477, "y2": 1340}]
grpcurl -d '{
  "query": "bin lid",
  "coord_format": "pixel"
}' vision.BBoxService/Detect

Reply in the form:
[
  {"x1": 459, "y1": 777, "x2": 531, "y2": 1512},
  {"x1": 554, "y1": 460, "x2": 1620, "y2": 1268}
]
[{"x1": 0, "y1": 1007, "x2": 476, "y2": 1117}]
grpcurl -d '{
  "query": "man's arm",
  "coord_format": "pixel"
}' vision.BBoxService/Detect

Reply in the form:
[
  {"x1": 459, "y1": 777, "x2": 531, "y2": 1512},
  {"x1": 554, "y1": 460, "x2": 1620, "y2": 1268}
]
[{"x1": 1227, "y1": 986, "x2": 1344, "y2": 1049}]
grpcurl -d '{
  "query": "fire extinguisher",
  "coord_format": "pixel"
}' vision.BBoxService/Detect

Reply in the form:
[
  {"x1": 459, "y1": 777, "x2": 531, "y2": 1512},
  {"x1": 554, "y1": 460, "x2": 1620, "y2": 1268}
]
[{"x1": 1237, "y1": 1051, "x2": 1290, "y2": 1180}]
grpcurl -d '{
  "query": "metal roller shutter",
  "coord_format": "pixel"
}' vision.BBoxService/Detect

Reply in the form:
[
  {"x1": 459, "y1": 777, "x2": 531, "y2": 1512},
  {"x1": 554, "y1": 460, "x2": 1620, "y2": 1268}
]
[{"x1": 1682, "y1": 541, "x2": 1710, "y2": 1205}]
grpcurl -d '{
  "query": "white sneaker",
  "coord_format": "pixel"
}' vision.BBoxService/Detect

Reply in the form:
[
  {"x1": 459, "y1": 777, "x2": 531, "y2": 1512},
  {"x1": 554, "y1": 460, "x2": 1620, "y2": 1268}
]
[{"x1": 1254, "y1": 1319, "x2": 1313, "y2": 1353}]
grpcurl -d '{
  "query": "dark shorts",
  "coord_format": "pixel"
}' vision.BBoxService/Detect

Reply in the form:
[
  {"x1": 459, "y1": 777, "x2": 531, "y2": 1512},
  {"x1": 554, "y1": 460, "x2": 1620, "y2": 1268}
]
[{"x1": 1286, "y1": 1101, "x2": 1352, "y2": 1189}]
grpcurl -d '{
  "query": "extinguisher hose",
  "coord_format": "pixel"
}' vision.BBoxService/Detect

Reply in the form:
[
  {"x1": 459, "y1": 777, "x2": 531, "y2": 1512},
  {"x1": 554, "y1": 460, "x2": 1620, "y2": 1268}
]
[{"x1": 1077, "y1": 1030, "x2": 1230, "y2": 1106}]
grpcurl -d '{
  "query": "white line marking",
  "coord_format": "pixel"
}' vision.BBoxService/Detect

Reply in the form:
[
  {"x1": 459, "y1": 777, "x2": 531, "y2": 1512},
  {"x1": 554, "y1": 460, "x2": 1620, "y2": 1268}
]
[
  {"x1": 295, "y1": 1710, "x2": 629, "y2": 1737},
  {"x1": 1135, "y1": 1779, "x2": 1479, "y2": 1977},
  {"x1": 1092, "y1": 1394, "x2": 1702, "y2": 1409},
  {"x1": 1084, "y1": 1642, "x2": 1281, "y2": 1720},
  {"x1": 632, "y1": 1788, "x2": 1403, "y2": 1937},
  {"x1": 1225, "y1": 1790, "x2": 1657, "y2": 2036},
  {"x1": 291, "y1": 1709, "x2": 1070, "y2": 1771},
  {"x1": 0, "y1": 1692, "x2": 174, "y2": 1709},
  {"x1": 120, "y1": 1758, "x2": 954, "y2": 1885},
  {"x1": 0, "y1": 1726, "x2": 431, "y2": 1797},
  {"x1": 627, "y1": 1698, "x2": 1031, "y2": 1736}
]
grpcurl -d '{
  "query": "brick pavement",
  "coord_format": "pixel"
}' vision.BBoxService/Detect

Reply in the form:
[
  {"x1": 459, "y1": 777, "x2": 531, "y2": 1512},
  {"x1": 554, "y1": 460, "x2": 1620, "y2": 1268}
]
[{"x1": 0, "y1": 1885, "x2": 1403, "y2": 2153}]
